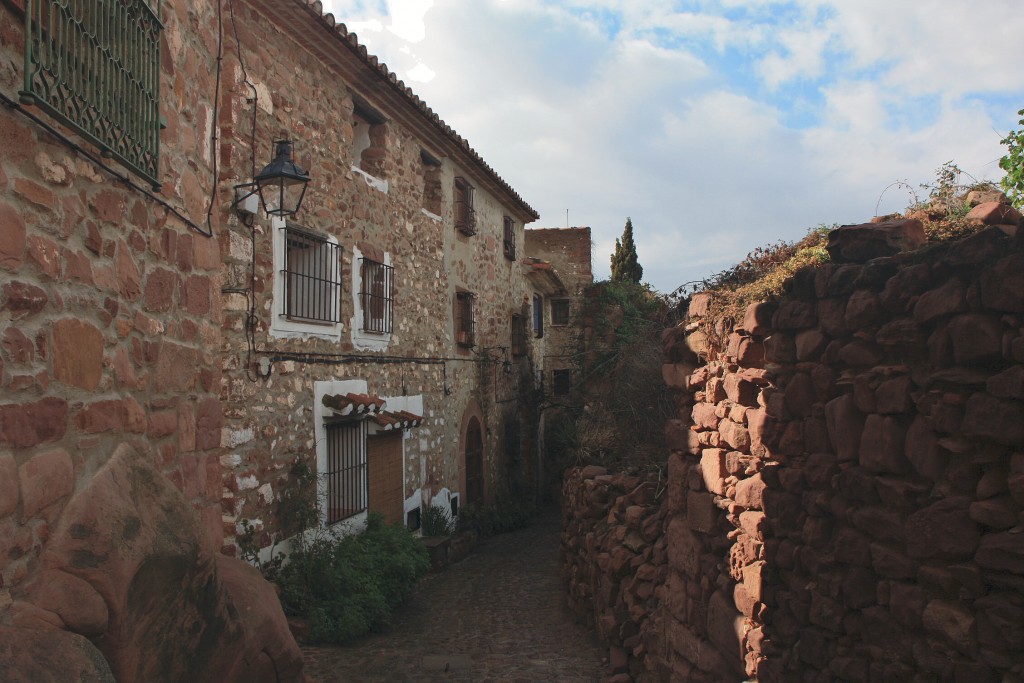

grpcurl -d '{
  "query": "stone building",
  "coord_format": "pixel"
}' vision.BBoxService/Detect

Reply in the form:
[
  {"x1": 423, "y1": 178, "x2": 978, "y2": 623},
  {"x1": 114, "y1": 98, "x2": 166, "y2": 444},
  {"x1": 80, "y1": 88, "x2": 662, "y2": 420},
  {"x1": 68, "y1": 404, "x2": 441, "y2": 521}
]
[{"x1": 0, "y1": 0, "x2": 585, "y2": 676}]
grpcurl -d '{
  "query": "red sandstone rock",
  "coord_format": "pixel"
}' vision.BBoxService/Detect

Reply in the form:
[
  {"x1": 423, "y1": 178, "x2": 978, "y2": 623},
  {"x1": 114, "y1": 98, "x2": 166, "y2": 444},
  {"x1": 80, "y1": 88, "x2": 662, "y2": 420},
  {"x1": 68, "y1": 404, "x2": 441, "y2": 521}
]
[
  {"x1": 947, "y1": 313, "x2": 1004, "y2": 365},
  {"x1": 688, "y1": 293, "x2": 712, "y2": 318},
  {"x1": 913, "y1": 277, "x2": 966, "y2": 323},
  {"x1": 19, "y1": 447, "x2": 73, "y2": 518},
  {"x1": 2, "y1": 280, "x2": 48, "y2": 318},
  {"x1": 904, "y1": 416, "x2": 947, "y2": 480},
  {"x1": 965, "y1": 201, "x2": 1022, "y2": 226},
  {"x1": 859, "y1": 414, "x2": 908, "y2": 474},
  {"x1": 980, "y1": 252, "x2": 1024, "y2": 312},
  {"x1": 687, "y1": 491, "x2": 718, "y2": 533},
  {"x1": 782, "y1": 372, "x2": 816, "y2": 418},
  {"x1": 844, "y1": 289, "x2": 883, "y2": 329},
  {"x1": 827, "y1": 219, "x2": 925, "y2": 263},
  {"x1": 52, "y1": 319, "x2": 104, "y2": 390},
  {"x1": 37, "y1": 443, "x2": 303, "y2": 683},
  {"x1": 700, "y1": 449, "x2": 727, "y2": 495},
  {"x1": 692, "y1": 403, "x2": 720, "y2": 430},
  {"x1": 0, "y1": 454, "x2": 19, "y2": 517},
  {"x1": 975, "y1": 531, "x2": 1024, "y2": 573},
  {"x1": 905, "y1": 497, "x2": 980, "y2": 560},
  {"x1": 772, "y1": 301, "x2": 816, "y2": 330},
  {"x1": 216, "y1": 555, "x2": 305, "y2": 682},
  {"x1": 28, "y1": 569, "x2": 109, "y2": 637},
  {"x1": 961, "y1": 392, "x2": 1024, "y2": 445},
  {"x1": 0, "y1": 624, "x2": 115, "y2": 681},
  {"x1": 735, "y1": 473, "x2": 765, "y2": 510},
  {"x1": 667, "y1": 518, "x2": 701, "y2": 578},
  {"x1": 718, "y1": 420, "x2": 751, "y2": 453},
  {"x1": 986, "y1": 365, "x2": 1024, "y2": 399},
  {"x1": 740, "y1": 302, "x2": 776, "y2": 336},
  {"x1": 923, "y1": 600, "x2": 976, "y2": 656}
]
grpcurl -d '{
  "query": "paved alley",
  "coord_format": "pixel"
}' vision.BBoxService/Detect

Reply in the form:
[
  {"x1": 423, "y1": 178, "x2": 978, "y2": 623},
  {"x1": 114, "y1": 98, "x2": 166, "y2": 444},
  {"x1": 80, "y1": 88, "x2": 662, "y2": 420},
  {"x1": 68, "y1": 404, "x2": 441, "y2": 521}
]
[{"x1": 302, "y1": 510, "x2": 606, "y2": 682}]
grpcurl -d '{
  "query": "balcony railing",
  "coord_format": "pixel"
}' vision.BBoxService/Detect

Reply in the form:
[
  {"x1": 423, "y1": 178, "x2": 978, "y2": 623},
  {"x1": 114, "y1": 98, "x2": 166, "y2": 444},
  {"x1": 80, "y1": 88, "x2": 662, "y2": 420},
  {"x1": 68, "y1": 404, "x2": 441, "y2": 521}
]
[{"x1": 455, "y1": 200, "x2": 476, "y2": 236}]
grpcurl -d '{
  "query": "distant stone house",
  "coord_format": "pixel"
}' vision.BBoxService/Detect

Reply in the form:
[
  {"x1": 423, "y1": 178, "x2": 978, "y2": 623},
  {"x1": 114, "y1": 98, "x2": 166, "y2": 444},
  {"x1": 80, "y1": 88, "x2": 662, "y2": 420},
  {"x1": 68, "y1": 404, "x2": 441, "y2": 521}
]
[{"x1": 0, "y1": 0, "x2": 595, "y2": 608}]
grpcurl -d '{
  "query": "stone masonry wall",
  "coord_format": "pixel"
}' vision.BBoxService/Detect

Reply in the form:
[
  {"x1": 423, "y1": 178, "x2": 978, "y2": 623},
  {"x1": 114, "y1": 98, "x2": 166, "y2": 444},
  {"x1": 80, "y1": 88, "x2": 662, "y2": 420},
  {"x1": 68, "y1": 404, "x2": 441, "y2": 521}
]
[
  {"x1": 0, "y1": 0, "x2": 224, "y2": 598},
  {"x1": 564, "y1": 214, "x2": 1024, "y2": 682}
]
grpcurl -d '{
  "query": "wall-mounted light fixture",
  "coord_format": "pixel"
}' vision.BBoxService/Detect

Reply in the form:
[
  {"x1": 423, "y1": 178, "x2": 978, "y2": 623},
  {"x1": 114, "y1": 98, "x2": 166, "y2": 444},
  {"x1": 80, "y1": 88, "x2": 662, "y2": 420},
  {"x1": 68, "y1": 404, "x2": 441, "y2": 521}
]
[{"x1": 234, "y1": 138, "x2": 310, "y2": 225}]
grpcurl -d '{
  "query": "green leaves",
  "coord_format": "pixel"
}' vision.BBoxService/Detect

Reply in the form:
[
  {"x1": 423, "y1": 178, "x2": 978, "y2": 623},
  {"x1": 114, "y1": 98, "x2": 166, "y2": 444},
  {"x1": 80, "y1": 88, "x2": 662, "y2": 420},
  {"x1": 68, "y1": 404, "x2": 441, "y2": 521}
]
[{"x1": 1000, "y1": 108, "x2": 1024, "y2": 210}]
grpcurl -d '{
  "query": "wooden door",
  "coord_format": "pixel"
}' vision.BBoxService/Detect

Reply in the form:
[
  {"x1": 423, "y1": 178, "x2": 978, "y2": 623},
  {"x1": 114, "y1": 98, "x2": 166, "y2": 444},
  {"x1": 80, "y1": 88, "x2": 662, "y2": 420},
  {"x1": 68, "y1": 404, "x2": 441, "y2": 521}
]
[{"x1": 367, "y1": 433, "x2": 404, "y2": 525}]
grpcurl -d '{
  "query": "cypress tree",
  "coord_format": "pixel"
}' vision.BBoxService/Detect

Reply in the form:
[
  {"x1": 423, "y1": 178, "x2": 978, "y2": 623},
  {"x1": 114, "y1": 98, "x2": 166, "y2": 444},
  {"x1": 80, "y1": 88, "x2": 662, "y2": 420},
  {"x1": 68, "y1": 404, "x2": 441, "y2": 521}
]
[{"x1": 610, "y1": 217, "x2": 643, "y2": 284}]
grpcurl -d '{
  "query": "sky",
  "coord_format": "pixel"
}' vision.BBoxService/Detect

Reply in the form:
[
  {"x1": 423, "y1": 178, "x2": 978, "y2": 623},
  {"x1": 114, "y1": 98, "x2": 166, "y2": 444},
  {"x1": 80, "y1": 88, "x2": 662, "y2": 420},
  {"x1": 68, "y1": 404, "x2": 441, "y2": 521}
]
[{"x1": 321, "y1": 0, "x2": 1024, "y2": 294}]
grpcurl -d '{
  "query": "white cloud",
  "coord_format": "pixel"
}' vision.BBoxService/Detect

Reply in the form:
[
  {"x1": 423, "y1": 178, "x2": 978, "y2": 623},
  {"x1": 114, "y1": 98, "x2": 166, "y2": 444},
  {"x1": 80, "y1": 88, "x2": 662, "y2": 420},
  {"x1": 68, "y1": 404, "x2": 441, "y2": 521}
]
[{"x1": 319, "y1": 0, "x2": 1024, "y2": 291}]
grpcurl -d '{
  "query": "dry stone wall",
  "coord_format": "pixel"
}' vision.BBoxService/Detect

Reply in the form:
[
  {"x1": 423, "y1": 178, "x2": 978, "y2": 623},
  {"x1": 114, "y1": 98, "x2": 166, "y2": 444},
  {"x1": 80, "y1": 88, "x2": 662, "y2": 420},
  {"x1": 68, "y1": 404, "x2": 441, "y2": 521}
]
[{"x1": 564, "y1": 213, "x2": 1024, "y2": 682}]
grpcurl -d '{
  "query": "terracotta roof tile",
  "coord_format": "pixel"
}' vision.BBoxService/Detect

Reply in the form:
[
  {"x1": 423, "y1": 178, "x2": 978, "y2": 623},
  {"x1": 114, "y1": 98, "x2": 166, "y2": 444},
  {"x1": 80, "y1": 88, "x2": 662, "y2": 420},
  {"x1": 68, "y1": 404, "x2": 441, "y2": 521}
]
[{"x1": 284, "y1": 0, "x2": 538, "y2": 220}]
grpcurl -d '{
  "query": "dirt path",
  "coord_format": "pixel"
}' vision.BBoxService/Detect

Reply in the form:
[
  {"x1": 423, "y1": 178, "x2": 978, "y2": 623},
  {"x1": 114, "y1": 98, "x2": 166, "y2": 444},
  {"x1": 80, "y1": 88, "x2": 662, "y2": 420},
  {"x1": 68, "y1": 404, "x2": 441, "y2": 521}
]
[{"x1": 301, "y1": 510, "x2": 606, "y2": 682}]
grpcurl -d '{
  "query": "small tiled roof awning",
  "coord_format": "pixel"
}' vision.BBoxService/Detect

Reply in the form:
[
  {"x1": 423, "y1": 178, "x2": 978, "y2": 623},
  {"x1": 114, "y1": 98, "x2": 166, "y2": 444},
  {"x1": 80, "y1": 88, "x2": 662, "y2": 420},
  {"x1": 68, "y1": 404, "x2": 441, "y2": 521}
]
[
  {"x1": 523, "y1": 257, "x2": 566, "y2": 295},
  {"x1": 371, "y1": 409, "x2": 424, "y2": 431},
  {"x1": 322, "y1": 392, "x2": 422, "y2": 429}
]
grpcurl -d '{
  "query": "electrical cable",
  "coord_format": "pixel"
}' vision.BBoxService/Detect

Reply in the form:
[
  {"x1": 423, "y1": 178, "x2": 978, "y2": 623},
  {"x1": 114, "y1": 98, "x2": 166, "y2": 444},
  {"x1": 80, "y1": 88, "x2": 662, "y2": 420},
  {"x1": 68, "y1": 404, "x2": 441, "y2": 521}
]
[
  {"x1": 0, "y1": 91, "x2": 213, "y2": 238},
  {"x1": 204, "y1": 0, "x2": 225, "y2": 236}
]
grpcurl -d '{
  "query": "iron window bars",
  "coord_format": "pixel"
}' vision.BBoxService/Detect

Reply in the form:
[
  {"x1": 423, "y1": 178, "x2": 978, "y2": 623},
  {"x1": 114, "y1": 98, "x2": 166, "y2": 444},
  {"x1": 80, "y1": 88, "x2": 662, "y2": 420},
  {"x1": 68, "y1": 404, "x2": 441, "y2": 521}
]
[
  {"x1": 21, "y1": 0, "x2": 163, "y2": 189},
  {"x1": 454, "y1": 177, "x2": 476, "y2": 236},
  {"x1": 503, "y1": 215, "x2": 516, "y2": 260},
  {"x1": 325, "y1": 420, "x2": 367, "y2": 523},
  {"x1": 359, "y1": 257, "x2": 393, "y2": 334},
  {"x1": 280, "y1": 225, "x2": 342, "y2": 324},
  {"x1": 456, "y1": 291, "x2": 475, "y2": 348},
  {"x1": 551, "y1": 299, "x2": 570, "y2": 326}
]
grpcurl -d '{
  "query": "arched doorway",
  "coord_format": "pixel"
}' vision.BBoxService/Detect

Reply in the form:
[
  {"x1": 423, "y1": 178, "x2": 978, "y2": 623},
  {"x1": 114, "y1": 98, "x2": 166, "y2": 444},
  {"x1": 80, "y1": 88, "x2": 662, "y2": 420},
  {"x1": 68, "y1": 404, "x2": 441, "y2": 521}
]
[{"x1": 465, "y1": 416, "x2": 484, "y2": 505}]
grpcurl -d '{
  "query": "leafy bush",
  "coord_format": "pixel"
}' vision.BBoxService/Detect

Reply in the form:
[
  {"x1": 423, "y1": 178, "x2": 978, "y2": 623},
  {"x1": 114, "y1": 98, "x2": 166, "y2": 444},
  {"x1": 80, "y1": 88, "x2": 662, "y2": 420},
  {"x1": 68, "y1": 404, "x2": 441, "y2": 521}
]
[
  {"x1": 457, "y1": 493, "x2": 537, "y2": 538},
  {"x1": 276, "y1": 512, "x2": 429, "y2": 643},
  {"x1": 421, "y1": 504, "x2": 455, "y2": 537},
  {"x1": 1000, "y1": 108, "x2": 1024, "y2": 209}
]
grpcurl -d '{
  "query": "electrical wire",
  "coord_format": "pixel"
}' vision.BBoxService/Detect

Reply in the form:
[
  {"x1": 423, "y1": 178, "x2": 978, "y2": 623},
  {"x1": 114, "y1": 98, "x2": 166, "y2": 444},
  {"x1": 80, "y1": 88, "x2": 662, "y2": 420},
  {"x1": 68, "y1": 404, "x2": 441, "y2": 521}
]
[
  {"x1": 227, "y1": 0, "x2": 263, "y2": 381},
  {"x1": 204, "y1": 0, "x2": 224, "y2": 235},
  {"x1": 0, "y1": 91, "x2": 213, "y2": 238}
]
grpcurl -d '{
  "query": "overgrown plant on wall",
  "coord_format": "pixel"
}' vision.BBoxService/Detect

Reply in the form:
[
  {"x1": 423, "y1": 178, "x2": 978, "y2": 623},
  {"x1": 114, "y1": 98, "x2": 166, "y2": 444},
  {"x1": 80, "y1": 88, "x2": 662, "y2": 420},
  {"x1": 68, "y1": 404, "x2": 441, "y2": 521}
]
[
  {"x1": 1000, "y1": 108, "x2": 1024, "y2": 209},
  {"x1": 551, "y1": 280, "x2": 672, "y2": 471}
]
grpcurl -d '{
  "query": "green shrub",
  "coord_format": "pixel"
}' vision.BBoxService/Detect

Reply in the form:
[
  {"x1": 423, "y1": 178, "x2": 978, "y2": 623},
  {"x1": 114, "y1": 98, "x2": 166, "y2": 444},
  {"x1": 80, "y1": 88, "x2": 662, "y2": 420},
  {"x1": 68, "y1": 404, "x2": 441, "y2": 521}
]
[
  {"x1": 1000, "y1": 108, "x2": 1024, "y2": 209},
  {"x1": 458, "y1": 493, "x2": 537, "y2": 538},
  {"x1": 420, "y1": 504, "x2": 455, "y2": 537},
  {"x1": 276, "y1": 512, "x2": 429, "y2": 643}
]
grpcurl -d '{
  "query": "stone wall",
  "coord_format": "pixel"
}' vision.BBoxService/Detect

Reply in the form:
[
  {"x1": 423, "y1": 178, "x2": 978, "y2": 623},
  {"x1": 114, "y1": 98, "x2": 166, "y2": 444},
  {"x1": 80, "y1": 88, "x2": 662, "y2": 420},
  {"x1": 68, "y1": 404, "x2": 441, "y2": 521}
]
[
  {"x1": 564, "y1": 214, "x2": 1024, "y2": 682},
  {"x1": 1, "y1": 0, "x2": 224, "y2": 600}
]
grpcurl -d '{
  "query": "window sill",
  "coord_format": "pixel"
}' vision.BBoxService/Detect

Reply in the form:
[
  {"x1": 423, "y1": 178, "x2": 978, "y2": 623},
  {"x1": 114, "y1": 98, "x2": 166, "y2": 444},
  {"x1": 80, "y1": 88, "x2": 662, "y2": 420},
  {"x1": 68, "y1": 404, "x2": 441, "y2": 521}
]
[
  {"x1": 421, "y1": 208, "x2": 442, "y2": 222},
  {"x1": 351, "y1": 166, "x2": 389, "y2": 193}
]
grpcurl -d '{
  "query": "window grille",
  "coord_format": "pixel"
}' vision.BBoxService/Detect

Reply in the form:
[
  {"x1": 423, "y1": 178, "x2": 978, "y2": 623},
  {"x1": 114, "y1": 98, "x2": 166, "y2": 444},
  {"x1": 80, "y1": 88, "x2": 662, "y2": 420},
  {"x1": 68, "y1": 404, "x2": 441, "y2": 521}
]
[
  {"x1": 503, "y1": 216, "x2": 516, "y2": 260},
  {"x1": 532, "y1": 294, "x2": 544, "y2": 338},
  {"x1": 360, "y1": 258, "x2": 393, "y2": 333},
  {"x1": 21, "y1": 0, "x2": 163, "y2": 189},
  {"x1": 281, "y1": 225, "x2": 341, "y2": 324},
  {"x1": 325, "y1": 420, "x2": 367, "y2": 523},
  {"x1": 456, "y1": 291, "x2": 475, "y2": 347},
  {"x1": 552, "y1": 369, "x2": 572, "y2": 397},
  {"x1": 510, "y1": 314, "x2": 526, "y2": 357},
  {"x1": 551, "y1": 299, "x2": 570, "y2": 326},
  {"x1": 454, "y1": 177, "x2": 476, "y2": 235}
]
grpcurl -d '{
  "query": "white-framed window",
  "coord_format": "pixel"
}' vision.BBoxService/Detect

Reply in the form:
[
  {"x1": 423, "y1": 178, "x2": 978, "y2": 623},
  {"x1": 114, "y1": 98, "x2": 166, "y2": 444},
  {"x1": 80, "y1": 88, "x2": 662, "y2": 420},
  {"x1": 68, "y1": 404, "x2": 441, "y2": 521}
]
[
  {"x1": 350, "y1": 245, "x2": 393, "y2": 351},
  {"x1": 270, "y1": 218, "x2": 343, "y2": 340}
]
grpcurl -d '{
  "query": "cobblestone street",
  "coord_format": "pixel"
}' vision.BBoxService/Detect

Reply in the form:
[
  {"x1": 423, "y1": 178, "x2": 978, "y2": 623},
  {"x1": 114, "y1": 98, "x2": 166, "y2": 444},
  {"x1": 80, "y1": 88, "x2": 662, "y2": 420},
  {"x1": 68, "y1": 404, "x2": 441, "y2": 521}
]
[{"x1": 302, "y1": 510, "x2": 605, "y2": 682}]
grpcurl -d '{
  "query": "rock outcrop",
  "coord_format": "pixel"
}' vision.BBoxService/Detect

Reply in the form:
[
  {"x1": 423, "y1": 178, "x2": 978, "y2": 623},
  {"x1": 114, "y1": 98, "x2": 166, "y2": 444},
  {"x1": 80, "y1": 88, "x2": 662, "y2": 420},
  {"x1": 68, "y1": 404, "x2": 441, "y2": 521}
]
[{"x1": 1, "y1": 443, "x2": 303, "y2": 682}]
